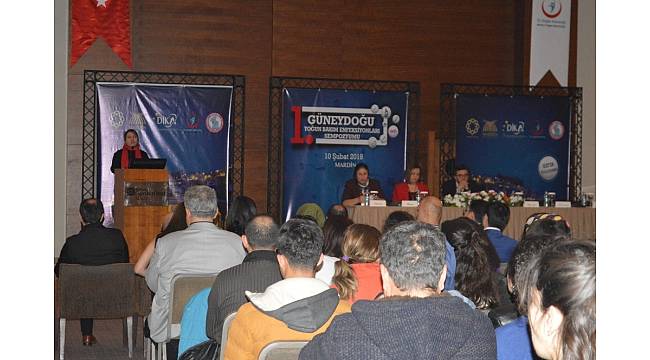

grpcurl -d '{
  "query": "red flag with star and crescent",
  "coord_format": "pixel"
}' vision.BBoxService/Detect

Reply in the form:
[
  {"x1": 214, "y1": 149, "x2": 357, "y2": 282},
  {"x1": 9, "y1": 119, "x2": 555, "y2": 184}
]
[{"x1": 70, "y1": 0, "x2": 132, "y2": 67}]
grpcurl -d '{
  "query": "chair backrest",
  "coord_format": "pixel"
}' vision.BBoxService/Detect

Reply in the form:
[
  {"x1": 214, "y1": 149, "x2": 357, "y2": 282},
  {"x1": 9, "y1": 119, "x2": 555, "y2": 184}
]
[
  {"x1": 218, "y1": 312, "x2": 237, "y2": 360},
  {"x1": 258, "y1": 341, "x2": 308, "y2": 360},
  {"x1": 168, "y1": 273, "x2": 218, "y2": 339},
  {"x1": 58, "y1": 263, "x2": 135, "y2": 319}
]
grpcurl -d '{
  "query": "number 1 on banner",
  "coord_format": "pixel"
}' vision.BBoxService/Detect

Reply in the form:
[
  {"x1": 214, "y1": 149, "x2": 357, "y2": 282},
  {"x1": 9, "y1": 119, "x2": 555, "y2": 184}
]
[{"x1": 290, "y1": 106, "x2": 314, "y2": 145}]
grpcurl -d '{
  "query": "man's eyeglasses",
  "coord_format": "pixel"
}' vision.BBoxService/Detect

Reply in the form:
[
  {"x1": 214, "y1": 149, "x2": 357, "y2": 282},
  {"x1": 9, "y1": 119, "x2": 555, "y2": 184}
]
[{"x1": 455, "y1": 173, "x2": 470, "y2": 178}]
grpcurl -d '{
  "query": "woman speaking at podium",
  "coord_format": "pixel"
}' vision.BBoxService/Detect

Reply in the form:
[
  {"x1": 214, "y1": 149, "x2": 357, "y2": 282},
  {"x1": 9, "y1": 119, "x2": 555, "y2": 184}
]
[
  {"x1": 342, "y1": 163, "x2": 385, "y2": 207},
  {"x1": 110, "y1": 129, "x2": 150, "y2": 173},
  {"x1": 392, "y1": 165, "x2": 429, "y2": 202}
]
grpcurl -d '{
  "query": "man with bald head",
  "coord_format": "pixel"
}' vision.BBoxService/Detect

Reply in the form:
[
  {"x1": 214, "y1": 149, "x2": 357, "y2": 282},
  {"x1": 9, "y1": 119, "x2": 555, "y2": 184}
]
[
  {"x1": 416, "y1": 195, "x2": 457, "y2": 290},
  {"x1": 205, "y1": 215, "x2": 283, "y2": 345}
]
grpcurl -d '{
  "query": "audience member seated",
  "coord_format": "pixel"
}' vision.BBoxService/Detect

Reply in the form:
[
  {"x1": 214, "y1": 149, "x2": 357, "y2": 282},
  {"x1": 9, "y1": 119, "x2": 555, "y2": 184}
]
[
  {"x1": 516, "y1": 241, "x2": 595, "y2": 360},
  {"x1": 382, "y1": 210, "x2": 414, "y2": 233},
  {"x1": 145, "y1": 185, "x2": 246, "y2": 349},
  {"x1": 465, "y1": 199, "x2": 489, "y2": 225},
  {"x1": 326, "y1": 204, "x2": 348, "y2": 218},
  {"x1": 183, "y1": 215, "x2": 285, "y2": 358},
  {"x1": 223, "y1": 219, "x2": 351, "y2": 360},
  {"x1": 316, "y1": 215, "x2": 353, "y2": 284},
  {"x1": 521, "y1": 213, "x2": 571, "y2": 240},
  {"x1": 391, "y1": 164, "x2": 429, "y2": 202},
  {"x1": 55, "y1": 198, "x2": 129, "y2": 346},
  {"x1": 134, "y1": 202, "x2": 188, "y2": 276},
  {"x1": 484, "y1": 202, "x2": 518, "y2": 263},
  {"x1": 296, "y1": 203, "x2": 326, "y2": 228},
  {"x1": 495, "y1": 232, "x2": 569, "y2": 360},
  {"x1": 441, "y1": 164, "x2": 484, "y2": 197},
  {"x1": 440, "y1": 217, "x2": 499, "y2": 311},
  {"x1": 416, "y1": 195, "x2": 456, "y2": 290},
  {"x1": 332, "y1": 224, "x2": 382, "y2": 304},
  {"x1": 342, "y1": 163, "x2": 386, "y2": 206},
  {"x1": 224, "y1": 195, "x2": 257, "y2": 236},
  {"x1": 299, "y1": 221, "x2": 496, "y2": 359}
]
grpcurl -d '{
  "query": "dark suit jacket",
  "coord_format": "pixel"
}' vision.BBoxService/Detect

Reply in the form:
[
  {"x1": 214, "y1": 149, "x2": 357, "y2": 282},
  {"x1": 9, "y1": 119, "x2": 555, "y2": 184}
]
[
  {"x1": 341, "y1": 178, "x2": 385, "y2": 202},
  {"x1": 110, "y1": 149, "x2": 150, "y2": 173},
  {"x1": 441, "y1": 179, "x2": 484, "y2": 197},
  {"x1": 205, "y1": 250, "x2": 282, "y2": 342},
  {"x1": 55, "y1": 223, "x2": 129, "y2": 276}
]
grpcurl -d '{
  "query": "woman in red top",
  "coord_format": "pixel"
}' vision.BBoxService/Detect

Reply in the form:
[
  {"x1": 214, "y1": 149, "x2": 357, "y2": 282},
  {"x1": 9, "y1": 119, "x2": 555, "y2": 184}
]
[
  {"x1": 392, "y1": 165, "x2": 429, "y2": 202},
  {"x1": 332, "y1": 224, "x2": 383, "y2": 303}
]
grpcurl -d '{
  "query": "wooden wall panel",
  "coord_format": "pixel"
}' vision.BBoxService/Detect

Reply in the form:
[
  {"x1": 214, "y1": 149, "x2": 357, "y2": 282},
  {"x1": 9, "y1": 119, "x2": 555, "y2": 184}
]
[{"x1": 66, "y1": 0, "x2": 520, "y2": 235}]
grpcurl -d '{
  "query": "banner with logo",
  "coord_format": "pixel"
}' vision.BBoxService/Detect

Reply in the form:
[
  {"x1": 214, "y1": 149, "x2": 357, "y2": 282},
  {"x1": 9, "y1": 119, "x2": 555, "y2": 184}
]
[
  {"x1": 97, "y1": 83, "x2": 233, "y2": 223},
  {"x1": 282, "y1": 88, "x2": 409, "y2": 220},
  {"x1": 530, "y1": 0, "x2": 571, "y2": 86},
  {"x1": 455, "y1": 94, "x2": 571, "y2": 200}
]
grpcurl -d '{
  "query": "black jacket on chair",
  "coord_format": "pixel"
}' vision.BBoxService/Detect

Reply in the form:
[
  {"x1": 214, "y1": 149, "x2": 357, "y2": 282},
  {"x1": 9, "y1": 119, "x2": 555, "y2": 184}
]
[{"x1": 55, "y1": 223, "x2": 129, "y2": 276}]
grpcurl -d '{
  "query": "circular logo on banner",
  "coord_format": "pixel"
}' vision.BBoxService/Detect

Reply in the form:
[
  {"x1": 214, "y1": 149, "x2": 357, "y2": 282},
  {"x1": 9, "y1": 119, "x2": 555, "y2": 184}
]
[
  {"x1": 205, "y1": 113, "x2": 224, "y2": 133},
  {"x1": 465, "y1": 118, "x2": 480, "y2": 136},
  {"x1": 538, "y1": 156, "x2": 559, "y2": 181},
  {"x1": 541, "y1": 0, "x2": 562, "y2": 19},
  {"x1": 368, "y1": 136, "x2": 378, "y2": 149},
  {"x1": 548, "y1": 121, "x2": 565, "y2": 140},
  {"x1": 392, "y1": 114, "x2": 400, "y2": 124},
  {"x1": 388, "y1": 125, "x2": 399, "y2": 138},
  {"x1": 110, "y1": 110, "x2": 125, "y2": 128}
]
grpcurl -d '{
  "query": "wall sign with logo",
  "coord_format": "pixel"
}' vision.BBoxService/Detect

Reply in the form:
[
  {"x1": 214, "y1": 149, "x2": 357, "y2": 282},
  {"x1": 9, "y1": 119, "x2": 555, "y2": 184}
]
[
  {"x1": 530, "y1": 0, "x2": 571, "y2": 86},
  {"x1": 454, "y1": 94, "x2": 572, "y2": 200},
  {"x1": 97, "y1": 83, "x2": 234, "y2": 223},
  {"x1": 124, "y1": 181, "x2": 169, "y2": 207}
]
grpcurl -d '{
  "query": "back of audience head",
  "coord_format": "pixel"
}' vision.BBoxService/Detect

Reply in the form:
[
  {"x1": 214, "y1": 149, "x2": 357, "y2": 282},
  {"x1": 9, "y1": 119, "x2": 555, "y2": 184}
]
[
  {"x1": 158, "y1": 202, "x2": 188, "y2": 239},
  {"x1": 466, "y1": 199, "x2": 488, "y2": 225},
  {"x1": 276, "y1": 218, "x2": 324, "y2": 276},
  {"x1": 416, "y1": 195, "x2": 443, "y2": 225},
  {"x1": 522, "y1": 213, "x2": 571, "y2": 241},
  {"x1": 184, "y1": 185, "x2": 219, "y2": 222},
  {"x1": 516, "y1": 240, "x2": 595, "y2": 360},
  {"x1": 332, "y1": 224, "x2": 381, "y2": 300},
  {"x1": 296, "y1": 203, "x2": 326, "y2": 228},
  {"x1": 440, "y1": 217, "x2": 499, "y2": 309},
  {"x1": 80, "y1": 198, "x2": 105, "y2": 225},
  {"x1": 507, "y1": 233, "x2": 571, "y2": 312},
  {"x1": 382, "y1": 210, "x2": 415, "y2": 233},
  {"x1": 322, "y1": 215, "x2": 353, "y2": 258},
  {"x1": 486, "y1": 201, "x2": 510, "y2": 230},
  {"x1": 326, "y1": 204, "x2": 348, "y2": 219},
  {"x1": 380, "y1": 221, "x2": 447, "y2": 296},
  {"x1": 224, "y1": 195, "x2": 257, "y2": 236},
  {"x1": 243, "y1": 215, "x2": 279, "y2": 252}
]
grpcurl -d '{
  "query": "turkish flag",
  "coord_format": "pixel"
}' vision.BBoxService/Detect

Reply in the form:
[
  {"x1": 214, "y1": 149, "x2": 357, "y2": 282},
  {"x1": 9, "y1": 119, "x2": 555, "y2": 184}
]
[{"x1": 70, "y1": 0, "x2": 132, "y2": 67}]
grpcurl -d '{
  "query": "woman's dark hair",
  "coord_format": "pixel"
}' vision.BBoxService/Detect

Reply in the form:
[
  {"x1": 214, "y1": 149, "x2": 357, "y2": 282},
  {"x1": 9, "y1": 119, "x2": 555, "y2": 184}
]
[
  {"x1": 224, "y1": 196, "x2": 257, "y2": 236},
  {"x1": 352, "y1": 162, "x2": 369, "y2": 179},
  {"x1": 403, "y1": 164, "x2": 424, "y2": 183},
  {"x1": 441, "y1": 217, "x2": 499, "y2": 309},
  {"x1": 517, "y1": 240, "x2": 595, "y2": 360},
  {"x1": 322, "y1": 215, "x2": 353, "y2": 257},
  {"x1": 521, "y1": 213, "x2": 571, "y2": 240},
  {"x1": 382, "y1": 210, "x2": 414, "y2": 233},
  {"x1": 123, "y1": 129, "x2": 139, "y2": 141},
  {"x1": 156, "y1": 203, "x2": 188, "y2": 240}
]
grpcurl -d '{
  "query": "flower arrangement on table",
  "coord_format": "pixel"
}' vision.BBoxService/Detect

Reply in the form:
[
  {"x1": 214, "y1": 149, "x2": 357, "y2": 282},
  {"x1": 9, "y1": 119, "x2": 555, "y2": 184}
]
[{"x1": 443, "y1": 190, "x2": 525, "y2": 208}]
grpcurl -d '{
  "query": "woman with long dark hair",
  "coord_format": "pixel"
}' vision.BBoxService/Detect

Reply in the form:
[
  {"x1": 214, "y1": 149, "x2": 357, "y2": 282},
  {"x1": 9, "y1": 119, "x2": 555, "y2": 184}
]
[
  {"x1": 441, "y1": 217, "x2": 500, "y2": 310},
  {"x1": 224, "y1": 196, "x2": 257, "y2": 236},
  {"x1": 516, "y1": 240, "x2": 595, "y2": 360}
]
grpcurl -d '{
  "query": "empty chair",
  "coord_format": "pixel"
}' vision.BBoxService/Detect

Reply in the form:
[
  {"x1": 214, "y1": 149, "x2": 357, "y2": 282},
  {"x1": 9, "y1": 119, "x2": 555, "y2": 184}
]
[
  {"x1": 258, "y1": 341, "x2": 308, "y2": 360},
  {"x1": 58, "y1": 263, "x2": 136, "y2": 360}
]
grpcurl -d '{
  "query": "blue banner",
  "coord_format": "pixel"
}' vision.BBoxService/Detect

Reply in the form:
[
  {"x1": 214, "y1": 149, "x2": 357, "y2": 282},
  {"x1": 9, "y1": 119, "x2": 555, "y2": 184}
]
[
  {"x1": 455, "y1": 94, "x2": 571, "y2": 200},
  {"x1": 282, "y1": 88, "x2": 409, "y2": 220},
  {"x1": 97, "y1": 83, "x2": 233, "y2": 223}
]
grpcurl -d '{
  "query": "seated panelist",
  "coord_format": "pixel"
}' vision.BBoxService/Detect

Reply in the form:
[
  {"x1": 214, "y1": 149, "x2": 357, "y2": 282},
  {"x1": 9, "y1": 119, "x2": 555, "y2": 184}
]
[
  {"x1": 392, "y1": 165, "x2": 430, "y2": 202},
  {"x1": 110, "y1": 128, "x2": 150, "y2": 173},
  {"x1": 441, "y1": 164, "x2": 483, "y2": 197},
  {"x1": 341, "y1": 163, "x2": 385, "y2": 207}
]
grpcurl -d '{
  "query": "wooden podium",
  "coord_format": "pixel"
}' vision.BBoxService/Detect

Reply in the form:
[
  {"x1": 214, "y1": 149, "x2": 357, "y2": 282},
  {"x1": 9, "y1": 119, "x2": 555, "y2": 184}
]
[{"x1": 114, "y1": 169, "x2": 170, "y2": 263}]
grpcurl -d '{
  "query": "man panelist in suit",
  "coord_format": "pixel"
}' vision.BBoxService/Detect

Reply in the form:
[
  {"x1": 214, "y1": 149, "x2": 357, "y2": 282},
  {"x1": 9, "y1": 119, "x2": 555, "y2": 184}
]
[{"x1": 55, "y1": 198, "x2": 129, "y2": 346}]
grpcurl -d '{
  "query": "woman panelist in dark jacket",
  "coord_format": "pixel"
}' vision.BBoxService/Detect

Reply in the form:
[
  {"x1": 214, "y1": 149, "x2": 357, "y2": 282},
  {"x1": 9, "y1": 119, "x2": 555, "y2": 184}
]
[
  {"x1": 110, "y1": 129, "x2": 149, "y2": 173},
  {"x1": 341, "y1": 163, "x2": 385, "y2": 207}
]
